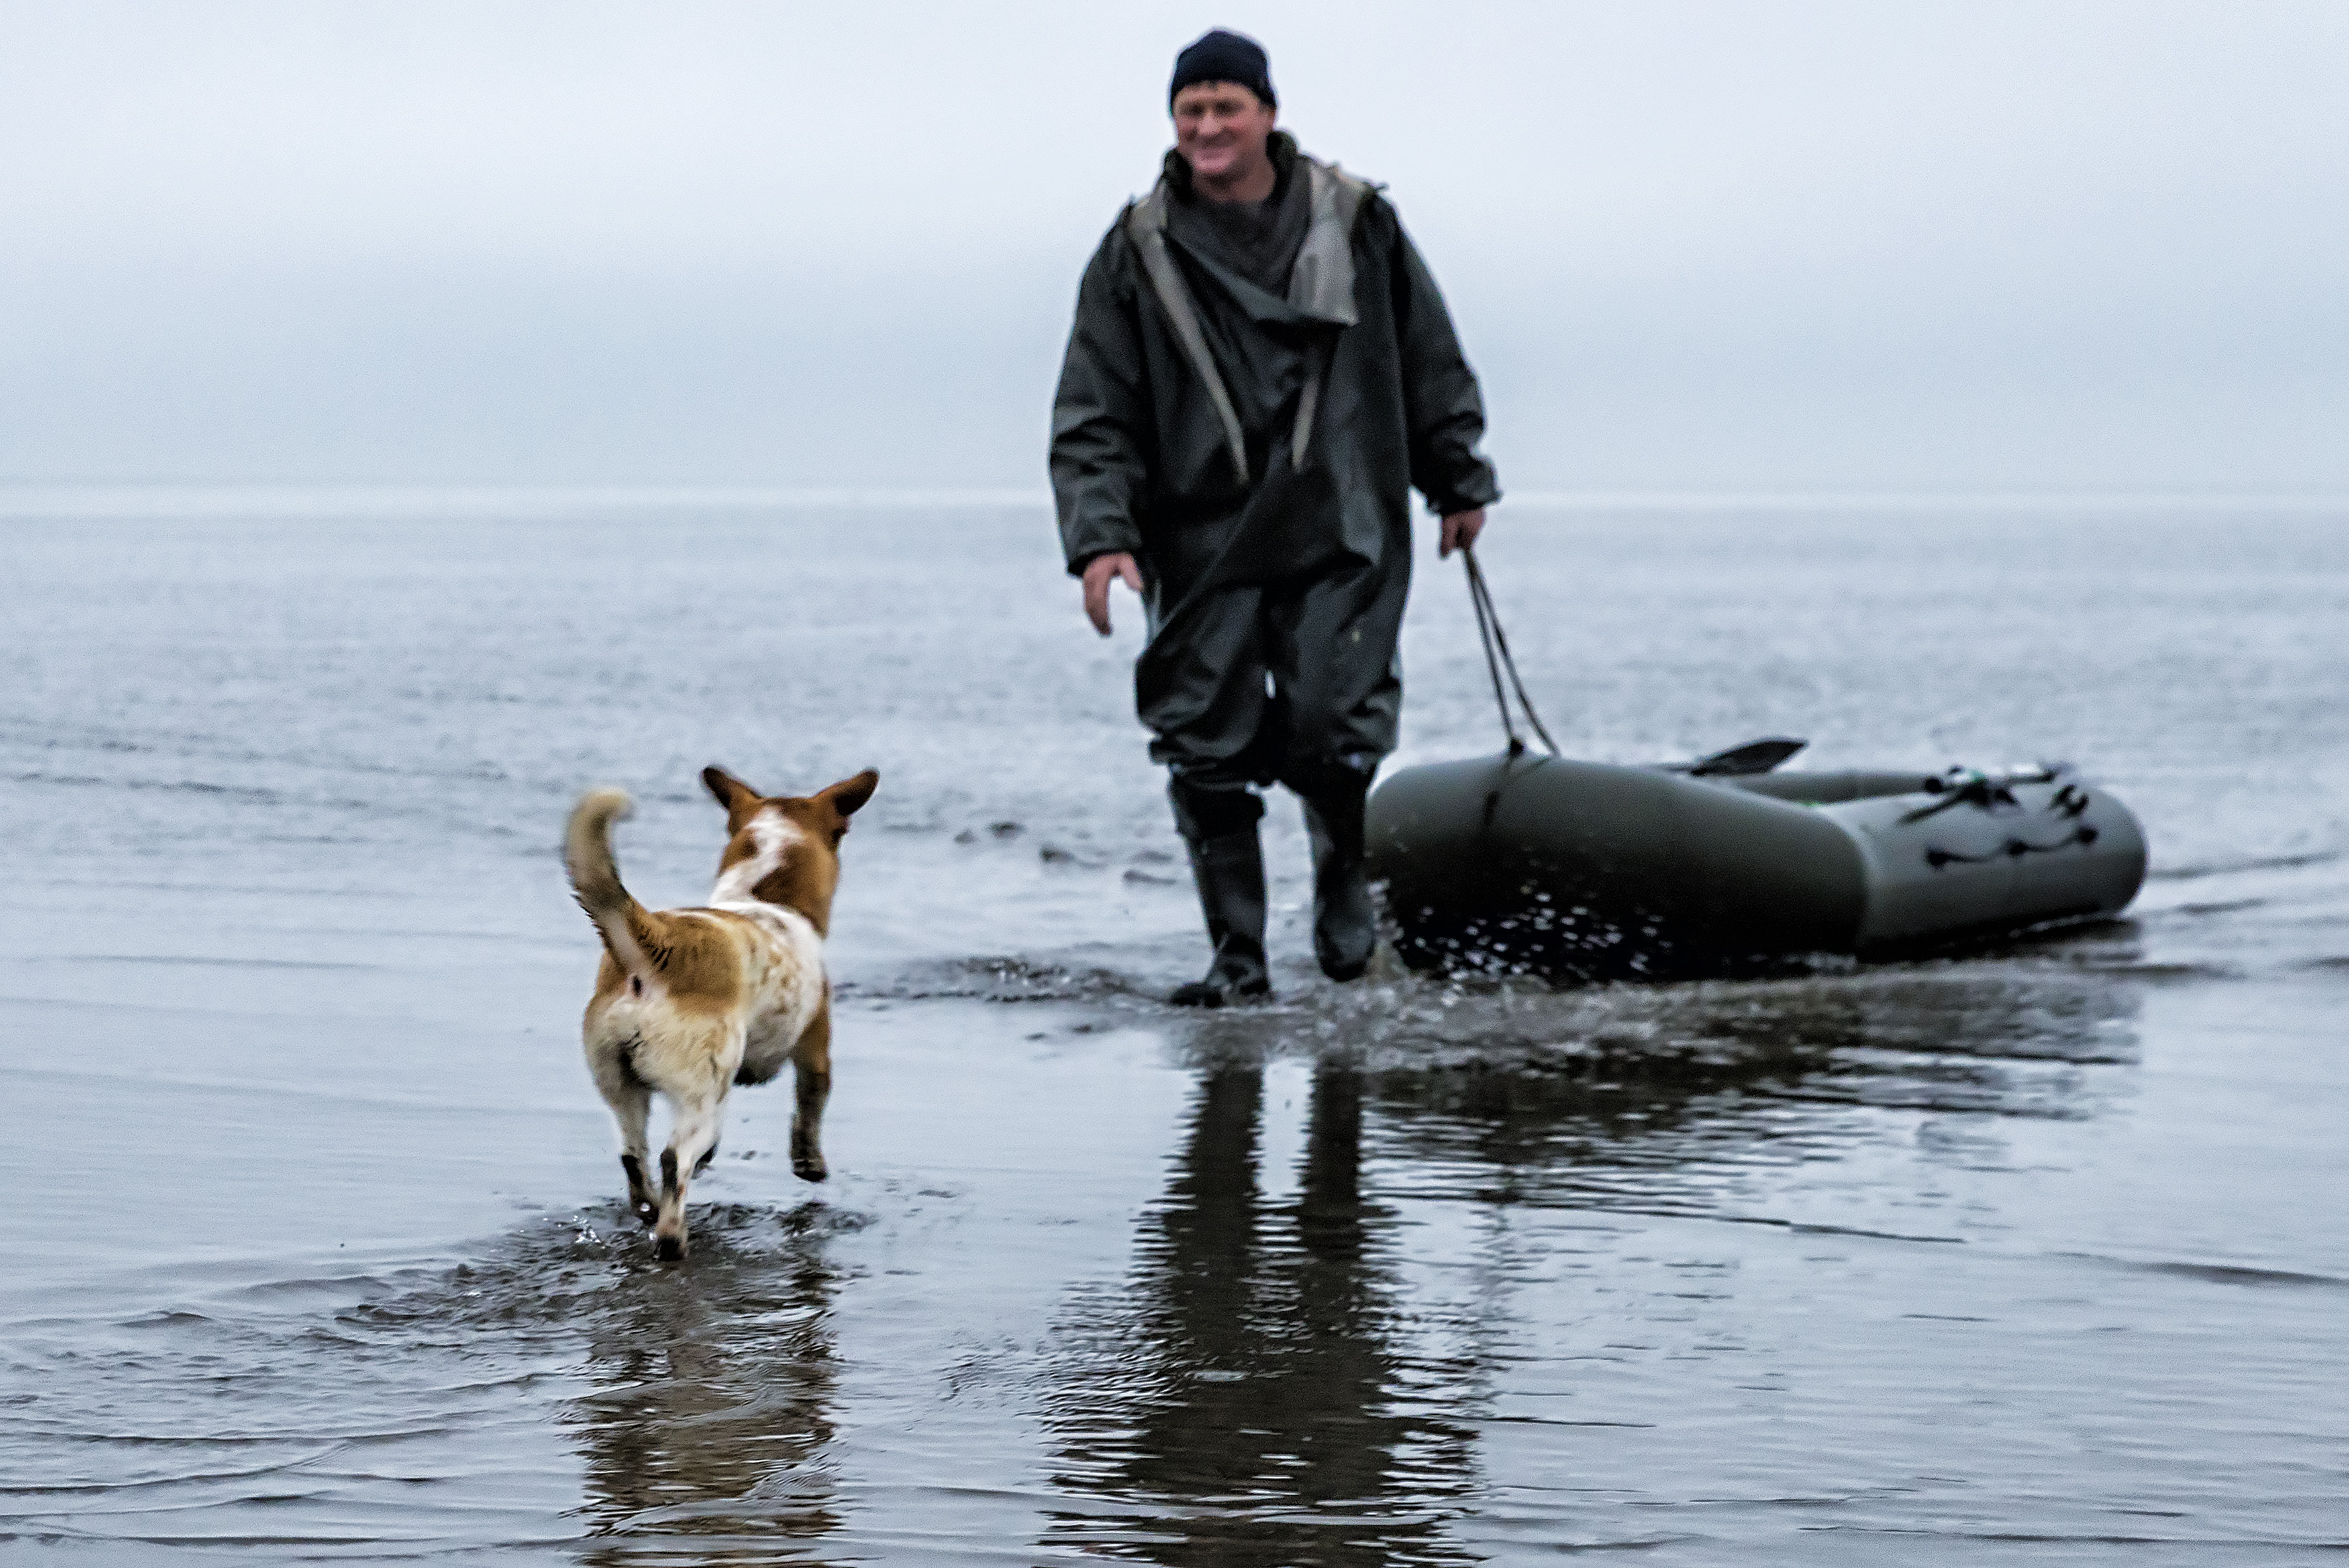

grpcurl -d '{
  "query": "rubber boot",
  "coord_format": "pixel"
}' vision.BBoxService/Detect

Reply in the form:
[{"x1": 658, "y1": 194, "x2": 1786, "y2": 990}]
[
  {"x1": 1303, "y1": 779, "x2": 1376, "y2": 982},
  {"x1": 1170, "y1": 830, "x2": 1272, "y2": 1006}
]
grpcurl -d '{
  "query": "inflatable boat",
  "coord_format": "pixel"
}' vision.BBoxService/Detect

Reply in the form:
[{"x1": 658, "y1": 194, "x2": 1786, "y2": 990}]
[{"x1": 1366, "y1": 738, "x2": 2147, "y2": 980}]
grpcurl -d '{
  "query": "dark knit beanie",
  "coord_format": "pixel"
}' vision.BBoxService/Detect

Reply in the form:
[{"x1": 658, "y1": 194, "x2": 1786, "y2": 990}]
[{"x1": 1169, "y1": 28, "x2": 1275, "y2": 109}]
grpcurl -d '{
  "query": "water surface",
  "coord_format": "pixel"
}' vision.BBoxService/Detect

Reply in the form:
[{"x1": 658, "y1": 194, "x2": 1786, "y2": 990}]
[{"x1": 2, "y1": 492, "x2": 2344, "y2": 1563}]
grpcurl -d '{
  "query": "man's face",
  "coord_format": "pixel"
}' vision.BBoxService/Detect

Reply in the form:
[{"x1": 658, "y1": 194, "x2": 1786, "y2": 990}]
[{"x1": 1172, "y1": 81, "x2": 1275, "y2": 183}]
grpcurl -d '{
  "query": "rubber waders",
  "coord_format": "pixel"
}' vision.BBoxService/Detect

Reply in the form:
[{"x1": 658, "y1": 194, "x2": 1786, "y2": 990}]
[
  {"x1": 1172, "y1": 830, "x2": 1272, "y2": 1006},
  {"x1": 1303, "y1": 782, "x2": 1376, "y2": 981}
]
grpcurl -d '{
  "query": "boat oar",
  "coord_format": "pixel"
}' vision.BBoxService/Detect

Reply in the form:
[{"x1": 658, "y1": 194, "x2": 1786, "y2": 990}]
[{"x1": 1665, "y1": 737, "x2": 1809, "y2": 777}]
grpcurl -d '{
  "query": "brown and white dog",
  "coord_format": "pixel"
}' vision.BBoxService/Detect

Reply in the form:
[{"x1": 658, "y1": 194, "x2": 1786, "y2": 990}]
[{"x1": 563, "y1": 764, "x2": 878, "y2": 1260}]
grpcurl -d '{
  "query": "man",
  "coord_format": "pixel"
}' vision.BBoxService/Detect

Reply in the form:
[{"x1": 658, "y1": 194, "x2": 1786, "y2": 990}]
[{"x1": 1051, "y1": 28, "x2": 1499, "y2": 1006}]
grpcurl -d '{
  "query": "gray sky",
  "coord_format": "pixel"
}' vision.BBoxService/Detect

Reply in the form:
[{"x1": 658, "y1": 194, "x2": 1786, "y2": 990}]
[{"x1": 3, "y1": 1, "x2": 2342, "y2": 492}]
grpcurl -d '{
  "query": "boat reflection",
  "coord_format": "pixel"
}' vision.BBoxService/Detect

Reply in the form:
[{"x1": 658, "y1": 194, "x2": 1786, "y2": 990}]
[
  {"x1": 1344, "y1": 960, "x2": 2144, "y2": 1210},
  {"x1": 1042, "y1": 953, "x2": 2140, "y2": 1559}
]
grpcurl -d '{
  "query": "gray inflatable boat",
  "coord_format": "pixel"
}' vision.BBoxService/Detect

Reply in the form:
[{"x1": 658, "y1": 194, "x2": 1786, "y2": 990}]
[{"x1": 1366, "y1": 738, "x2": 2148, "y2": 980}]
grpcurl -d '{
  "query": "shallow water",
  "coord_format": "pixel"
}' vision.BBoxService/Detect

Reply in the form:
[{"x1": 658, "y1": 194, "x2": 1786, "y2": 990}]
[{"x1": 2, "y1": 492, "x2": 2344, "y2": 1563}]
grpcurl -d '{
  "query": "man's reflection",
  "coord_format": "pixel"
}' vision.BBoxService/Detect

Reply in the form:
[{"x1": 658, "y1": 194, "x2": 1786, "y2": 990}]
[
  {"x1": 1043, "y1": 956, "x2": 2138, "y2": 1561},
  {"x1": 1046, "y1": 1061, "x2": 1479, "y2": 1565}
]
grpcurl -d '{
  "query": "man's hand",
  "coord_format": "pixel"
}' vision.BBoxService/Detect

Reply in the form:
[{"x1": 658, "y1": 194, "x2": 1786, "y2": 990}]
[
  {"x1": 1082, "y1": 552, "x2": 1144, "y2": 636},
  {"x1": 1438, "y1": 508, "x2": 1487, "y2": 559}
]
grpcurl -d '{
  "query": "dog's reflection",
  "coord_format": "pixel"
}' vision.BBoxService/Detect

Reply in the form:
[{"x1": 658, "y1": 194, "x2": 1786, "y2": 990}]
[
  {"x1": 1044, "y1": 1063, "x2": 1481, "y2": 1566},
  {"x1": 566, "y1": 1205, "x2": 846, "y2": 1566}
]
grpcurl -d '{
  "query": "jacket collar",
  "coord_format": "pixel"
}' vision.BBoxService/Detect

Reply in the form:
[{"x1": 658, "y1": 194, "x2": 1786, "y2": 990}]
[{"x1": 1146, "y1": 134, "x2": 1368, "y2": 326}]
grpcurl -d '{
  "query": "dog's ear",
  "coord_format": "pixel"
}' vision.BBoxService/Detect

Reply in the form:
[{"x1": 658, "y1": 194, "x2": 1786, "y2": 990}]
[
  {"x1": 702, "y1": 765, "x2": 763, "y2": 824},
  {"x1": 819, "y1": 769, "x2": 879, "y2": 819}
]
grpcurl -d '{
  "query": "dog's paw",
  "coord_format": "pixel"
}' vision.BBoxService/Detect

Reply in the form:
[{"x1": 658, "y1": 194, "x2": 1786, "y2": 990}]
[
  {"x1": 631, "y1": 1200, "x2": 659, "y2": 1227},
  {"x1": 791, "y1": 1155, "x2": 829, "y2": 1183},
  {"x1": 652, "y1": 1233, "x2": 686, "y2": 1262}
]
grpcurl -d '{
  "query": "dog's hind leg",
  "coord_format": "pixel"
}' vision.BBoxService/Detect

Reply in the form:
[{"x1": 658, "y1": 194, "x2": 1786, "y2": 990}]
[
  {"x1": 587, "y1": 1038, "x2": 658, "y2": 1225},
  {"x1": 789, "y1": 1003, "x2": 832, "y2": 1183},
  {"x1": 652, "y1": 1079, "x2": 730, "y2": 1262}
]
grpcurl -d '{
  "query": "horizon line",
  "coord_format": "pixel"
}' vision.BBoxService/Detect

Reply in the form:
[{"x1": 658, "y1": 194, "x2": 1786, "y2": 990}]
[{"x1": 2, "y1": 481, "x2": 2345, "y2": 519}]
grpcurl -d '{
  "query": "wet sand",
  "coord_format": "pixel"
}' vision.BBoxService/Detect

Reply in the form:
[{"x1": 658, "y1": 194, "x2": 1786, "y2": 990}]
[{"x1": 3, "y1": 494, "x2": 2344, "y2": 1562}]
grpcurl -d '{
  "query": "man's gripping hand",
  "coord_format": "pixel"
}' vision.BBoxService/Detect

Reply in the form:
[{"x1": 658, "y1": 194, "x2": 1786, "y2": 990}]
[
  {"x1": 1438, "y1": 508, "x2": 1487, "y2": 559},
  {"x1": 1082, "y1": 552, "x2": 1144, "y2": 636}
]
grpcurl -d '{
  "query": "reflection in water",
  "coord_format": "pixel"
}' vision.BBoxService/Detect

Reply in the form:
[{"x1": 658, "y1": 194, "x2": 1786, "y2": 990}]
[
  {"x1": 565, "y1": 1204, "x2": 846, "y2": 1567},
  {"x1": 1348, "y1": 962, "x2": 2142, "y2": 1212},
  {"x1": 350, "y1": 1200, "x2": 852, "y2": 1567},
  {"x1": 1046, "y1": 1065, "x2": 1481, "y2": 1566},
  {"x1": 1044, "y1": 955, "x2": 2141, "y2": 1561}
]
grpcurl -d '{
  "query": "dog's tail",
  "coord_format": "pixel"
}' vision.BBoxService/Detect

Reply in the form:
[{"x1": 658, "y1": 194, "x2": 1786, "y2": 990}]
[{"x1": 565, "y1": 789, "x2": 661, "y2": 980}]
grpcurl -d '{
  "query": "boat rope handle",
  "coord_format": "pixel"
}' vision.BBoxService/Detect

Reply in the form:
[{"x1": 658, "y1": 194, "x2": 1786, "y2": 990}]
[
  {"x1": 1924, "y1": 825, "x2": 2101, "y2": 867},
  {"x1": 1461, "y1": 544, "x2": 1560, "y2": 758}
]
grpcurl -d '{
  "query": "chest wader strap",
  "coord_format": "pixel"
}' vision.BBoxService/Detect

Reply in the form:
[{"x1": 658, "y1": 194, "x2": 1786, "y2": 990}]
[
  {"x1": 1286, "y1": 159, "x2": 1366, "y2": 473},
  {"x1": 1127, "y1": 160, "x2": 1371, "y2": 481},
  {"x1": 1127, "y1": 193, "x2": 1252, "y2": 487},
  {"x1": 1289, "y1": 366, "x2": 1323, "y2": 474}
]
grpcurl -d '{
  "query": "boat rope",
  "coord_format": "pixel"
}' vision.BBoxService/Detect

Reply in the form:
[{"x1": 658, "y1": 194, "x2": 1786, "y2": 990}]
[
  {"x1": 1461, "y1": 544, "x2": 1560, "y2": 759},
  {"x1": 1902, "y1": 764, "x2": 2075, "y2": 823},
  {"x1": 1910, "y1": 766, "x2": 2103, "y2": 867}
]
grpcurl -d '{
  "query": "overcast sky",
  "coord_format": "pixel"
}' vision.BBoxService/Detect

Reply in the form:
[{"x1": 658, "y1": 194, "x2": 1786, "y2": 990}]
[{"x1": 3, "y1": 1, "x2": 2342, "y2": 492}]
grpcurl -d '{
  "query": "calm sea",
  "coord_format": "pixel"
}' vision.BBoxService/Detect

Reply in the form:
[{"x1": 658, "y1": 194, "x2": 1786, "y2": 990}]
[{"x1": 2, "y1": 491, "x2": 2343, "y2": 1564}]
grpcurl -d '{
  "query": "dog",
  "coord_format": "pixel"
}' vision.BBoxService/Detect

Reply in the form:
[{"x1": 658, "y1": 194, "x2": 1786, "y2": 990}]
[{"x1": 563, "y1": 763, "x2": 878, "y2": 1259}]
